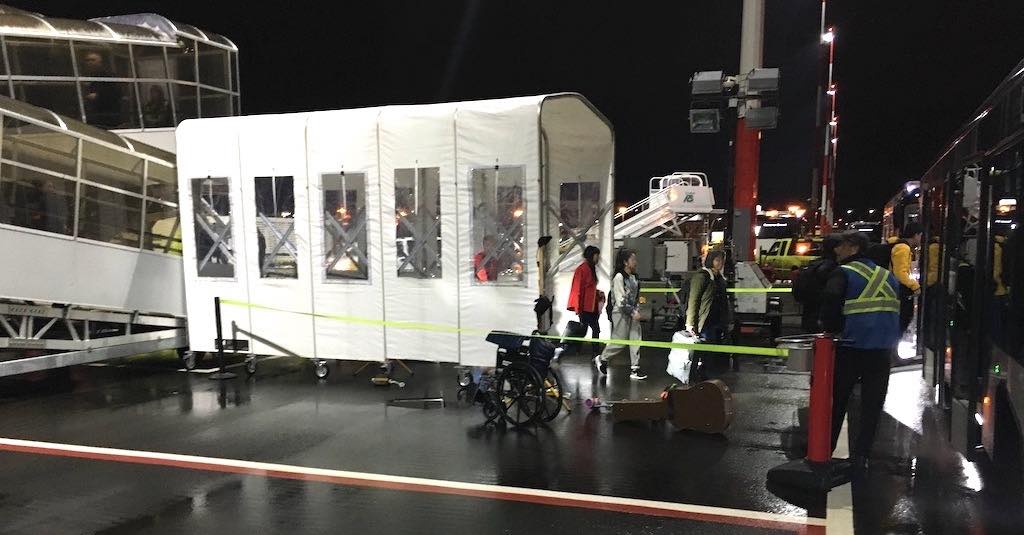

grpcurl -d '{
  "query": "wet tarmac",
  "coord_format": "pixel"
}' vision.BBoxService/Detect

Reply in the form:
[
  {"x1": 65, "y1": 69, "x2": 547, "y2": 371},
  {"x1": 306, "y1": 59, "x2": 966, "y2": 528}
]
[{"x1": 0, "y1": 342, "x2": 1019, "y2": 533}]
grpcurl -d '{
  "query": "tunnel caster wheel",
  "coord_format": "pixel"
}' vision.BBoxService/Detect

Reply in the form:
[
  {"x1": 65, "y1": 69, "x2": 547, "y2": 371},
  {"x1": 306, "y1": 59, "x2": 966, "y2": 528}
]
[
  {"x1": 245, "y1": 356, "x2": 257, "y2": 375},
  {"x1": 314, "y1": 360, "x2": 330, "y2": 380},
  {"x1": 181, "y1": 350, "x2": 198, "y2": 371}
]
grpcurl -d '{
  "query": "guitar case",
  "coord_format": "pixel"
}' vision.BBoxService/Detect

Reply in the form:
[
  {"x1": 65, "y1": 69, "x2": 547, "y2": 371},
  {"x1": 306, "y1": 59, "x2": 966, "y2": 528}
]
[
  {"x1": 610, "y1": 380, "x2": 735, "y2": 435},
  {"x1": 666, "y1": 379, "x2": 734, "y2": 434}
]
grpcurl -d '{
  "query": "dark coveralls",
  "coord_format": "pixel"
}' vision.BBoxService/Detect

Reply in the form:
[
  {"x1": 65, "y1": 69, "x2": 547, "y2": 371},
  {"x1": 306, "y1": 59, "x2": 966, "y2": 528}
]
[{"x1": 821, "y1": 254, "x2": 901, "y2": 458}]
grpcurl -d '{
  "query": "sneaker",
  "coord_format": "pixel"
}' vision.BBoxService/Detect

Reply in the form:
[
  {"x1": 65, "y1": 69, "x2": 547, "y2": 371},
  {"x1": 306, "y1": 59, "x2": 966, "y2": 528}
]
[
  {"x1": 630, "y1": 368, "x2": 648, "y2": 380},
  {"x1": 594, "y1": 356, "x2": 607, "y2": 375}
]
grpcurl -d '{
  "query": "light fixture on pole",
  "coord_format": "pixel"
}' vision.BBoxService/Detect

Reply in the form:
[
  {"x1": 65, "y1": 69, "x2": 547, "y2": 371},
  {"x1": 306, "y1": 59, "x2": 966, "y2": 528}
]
[
  {"x1": 821, "y1": 27, "x2": 835, "y2": 44},
  {"x1": 826, "y1": 84, "x2": 836, "y2": 96}
]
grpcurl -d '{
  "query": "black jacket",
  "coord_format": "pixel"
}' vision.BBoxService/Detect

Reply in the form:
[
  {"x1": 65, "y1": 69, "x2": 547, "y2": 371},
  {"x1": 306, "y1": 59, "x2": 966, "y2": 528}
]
[
  {"x1": 795, "y1": 257, "x2": 838, "y2": 331},
  {"x1": 820, "y1": 253, "x2": 867, "y2": 334}
]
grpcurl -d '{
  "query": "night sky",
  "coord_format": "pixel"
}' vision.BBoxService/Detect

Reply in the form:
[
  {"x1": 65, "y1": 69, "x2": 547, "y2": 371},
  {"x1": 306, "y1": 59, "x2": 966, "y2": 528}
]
[{"x1": 21, "y1": 1, "x2": 1024, "y2": 212}]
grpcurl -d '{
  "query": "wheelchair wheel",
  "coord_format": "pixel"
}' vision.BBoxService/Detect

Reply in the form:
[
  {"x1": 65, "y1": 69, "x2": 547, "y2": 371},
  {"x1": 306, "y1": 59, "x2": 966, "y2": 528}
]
[
  {"x1": 540, "y1": 368, "x2": 565, "y2": 422},
  {"x1": 497, "y1": 362, "x2": 544, "y2": 427}
]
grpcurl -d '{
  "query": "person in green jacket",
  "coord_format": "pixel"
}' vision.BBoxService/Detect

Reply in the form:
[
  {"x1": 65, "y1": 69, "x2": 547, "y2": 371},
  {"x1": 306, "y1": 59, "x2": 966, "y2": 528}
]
[{"x1": 685, "y1": 250, "x2": 732, "y2": 380}]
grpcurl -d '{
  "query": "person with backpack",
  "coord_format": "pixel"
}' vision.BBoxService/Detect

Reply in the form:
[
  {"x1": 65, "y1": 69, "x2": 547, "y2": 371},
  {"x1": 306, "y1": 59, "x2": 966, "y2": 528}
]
[
  {"x1": 793, "y1": 234, "x2": 841, "y2": 332},
  {"x1": 821, "y1": 231, "x2": 902, "y2": 471},
  {"x1": 595, "y1": 248, "x2": 646, "y2": 380},
  {"x1": 567, "y1": 246, "x2": 605, "y2": 355},
  {"x1": 684, "y1": 250, "x2": 731, "y2": 380}
]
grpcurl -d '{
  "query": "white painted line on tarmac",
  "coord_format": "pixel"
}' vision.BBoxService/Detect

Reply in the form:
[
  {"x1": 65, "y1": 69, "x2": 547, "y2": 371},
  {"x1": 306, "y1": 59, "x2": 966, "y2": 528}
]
[
  {"x1": 0, "y1": 436, "x2": 826, "y2": 532},
  {"x1": 827, "y1": 416, "x2": 855, "y2": 535}
]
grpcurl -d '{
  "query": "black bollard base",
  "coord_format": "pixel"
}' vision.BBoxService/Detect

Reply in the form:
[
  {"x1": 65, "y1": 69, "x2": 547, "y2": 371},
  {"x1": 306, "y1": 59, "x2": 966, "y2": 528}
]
[{"x1": 767, "y1": 458, "x2": 851, "y2": 492}]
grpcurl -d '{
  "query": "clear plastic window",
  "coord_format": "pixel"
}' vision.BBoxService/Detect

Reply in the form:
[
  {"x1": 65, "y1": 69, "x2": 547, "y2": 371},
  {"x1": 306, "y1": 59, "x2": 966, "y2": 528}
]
[
  {"x1": 77, "y1": 184, "x2": 142, "y2": 247},
  {"x1": 395, "y1": 167, "x2": 442, "y2": 279},
  {"x1": 2, "y1": 117, "x2": 79, "y2": 177},
  {"x1": 6, "y1": 38, "x2": 74, "y2": 76},
  {"x1": 558, "y1": 181, "x2": 601, "y2": 253},
  {"x1": 82, "y1": 142, "x2": 144, "y2": 194},
  {"x1": 191, "y1": 177, "x2": 235, "y2": 278},
  {"x1": 139, "y1": 83, "x2": 173, "y2": 128},
  {"x1": 323, "y1": 173, "x2": 369, "y2": 281},
  {"x1": 80, "y1": 81, "x2": 138, "y2": 128},
  {"x1": 171, "y1": 83, "x2": 198, "y2": 121},
  {"x1": 254, "y1": 176, "x2": 297, "y2": 279},
  {"x1": 0, "y1": 164, "x2": 74, "y2": 235},
  {"x1": 197, "y1": 43, "x2": 230, "y2": 89},
  {"x1": 167, "y1": 40, "x2": 197, "y2": 82},
  {"x1": 74, "y1": 42, "x2": 133, "y2": 78},
  {"x1": 470, "y1": 166, "x2": 525, "y2": 284},
  {"x1": 11, "y1": 82, "x2": 82, "y2": 120},
  {"x1": 144, "y1": 200, "x2": 181, "y2": 256},
  {"x1": 199, "y1": 88, "x2": 232, "y2": 118},
  {"x1": 132, "y1": 45, "x2": 168, "y2": 79}
]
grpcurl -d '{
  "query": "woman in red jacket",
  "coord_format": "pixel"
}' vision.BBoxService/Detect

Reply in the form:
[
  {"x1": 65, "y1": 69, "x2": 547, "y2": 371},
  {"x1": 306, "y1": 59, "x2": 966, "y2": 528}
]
[{"x1": 567, "y1": 246, "x2": 604, "y2": 355}]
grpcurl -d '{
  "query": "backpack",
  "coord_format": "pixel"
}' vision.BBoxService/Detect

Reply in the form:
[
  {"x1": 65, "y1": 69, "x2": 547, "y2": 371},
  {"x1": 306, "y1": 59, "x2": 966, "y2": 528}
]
[
  {"x1": 792, "y1": 260, "x2": 822, "y2": 304},
  {"x1": 605, "y1": 272, "x2": 641, "y2": 322},
  {"x1": 865, "y1": 240, "x2": 905, "y2": 270}
]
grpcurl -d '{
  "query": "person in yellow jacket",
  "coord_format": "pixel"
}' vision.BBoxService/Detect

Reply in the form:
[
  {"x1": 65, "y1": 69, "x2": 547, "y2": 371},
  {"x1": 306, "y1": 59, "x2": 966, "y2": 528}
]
[{"x1": 887, "y1": 222, "x2": 922, "y2": 334}]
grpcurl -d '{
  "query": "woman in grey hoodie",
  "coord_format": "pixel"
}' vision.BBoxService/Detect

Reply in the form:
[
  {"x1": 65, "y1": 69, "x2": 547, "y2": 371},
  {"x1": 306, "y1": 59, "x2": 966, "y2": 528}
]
[{"x1": 595, "y1": 248, "x2": 646, "y2": 380}]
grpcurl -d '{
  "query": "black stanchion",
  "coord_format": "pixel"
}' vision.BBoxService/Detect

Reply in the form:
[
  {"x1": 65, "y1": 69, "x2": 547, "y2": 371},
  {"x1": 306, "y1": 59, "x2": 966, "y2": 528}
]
[{"x1": 209, "y1": 296, "x2": 237, "y2": 380}]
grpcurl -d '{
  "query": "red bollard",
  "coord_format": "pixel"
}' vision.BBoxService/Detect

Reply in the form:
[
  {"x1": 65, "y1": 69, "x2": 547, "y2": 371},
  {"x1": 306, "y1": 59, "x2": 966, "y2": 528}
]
[
  {"x1": 806, "y1": 335, "x2": 836, "y2": 464},
  {"x1": 767, "y1": 334, "x2": 842, "y2": 492}
]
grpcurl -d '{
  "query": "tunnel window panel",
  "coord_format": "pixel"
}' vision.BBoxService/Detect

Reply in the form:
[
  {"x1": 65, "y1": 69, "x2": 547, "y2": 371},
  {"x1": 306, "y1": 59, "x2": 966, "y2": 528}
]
[
  {"x1": 199, "y1": 88, "x2": 232, "y2": 118},
  {"x1": 171, "y1": 83, "x2": 198, "y2": 122},
  {"x1": 167, "y1": 40, "x2": 197, "y2": 82},
  {"x1": 143, "y1": 200, "x2": 181, "y2": 256},
  {"x1": 74, "y1": 42, "x2": 133, "y2": 79},
  {"x1": 132, "y1": 45, "x2": 168, "y2": 79},
  {"x1": 2, "y1": 117, "x2": 79, "y2": 176},
  {"x1": 82, "y1": 142, "x2": 144, "y2": 194},
  {"x1": 191, "y1": 177, "x2": 234, "y2": 278},
  {"x1": 197, "y1": 42, "x2": 230, "y2": 89},
  {"x1": 139, "y1": 82, "x2": 173, "y2": 127},
  {"x1": 11, "y1": 82, "x2": 81, "y2": 121},
  {"x1": 470, "y1": 166, "x2": 525, "y2": 285},
  {"x1": 146, "y1": 162, "x2": 178, "y2": 204},
  {"x1": 80, "y1": 81, "x2": 139, "y2": 129},
  {"x1": 6, "y1": 37, "x2": 74, "y2": 76},
  {"x1": 0, "y1": 163, "x2": 74, "y2": 235},
  {"x1": 395, "y1": 167, "x2": 442, "y2": 279},
  {"x1": 230, "y1": 52, "x2": 239, "y2": 92},
  {"x1": 254, "y1": 176, "x2": 297, "y2": 279},
  {"x1": 558, "y1": 181, "x2": 601, "y2": 254},
  {"x1": 323, "y1": 173, "x2": 369, "y2": 281},
  {"x1": 77, "y1": 184, "x2": 142, "y2": 247}
]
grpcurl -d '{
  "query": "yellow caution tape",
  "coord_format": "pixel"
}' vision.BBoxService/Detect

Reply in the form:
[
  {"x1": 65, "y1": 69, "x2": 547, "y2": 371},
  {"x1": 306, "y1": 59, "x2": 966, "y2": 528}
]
[{"x1": 220, "y1": 298, "x2": 789, "y2": 358}]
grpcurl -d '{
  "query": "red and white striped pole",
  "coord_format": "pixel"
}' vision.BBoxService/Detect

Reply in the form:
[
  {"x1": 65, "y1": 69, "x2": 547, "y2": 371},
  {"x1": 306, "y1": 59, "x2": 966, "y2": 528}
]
[{"x1": 732, "y1": 0, "x2": 764, "y2": 261}]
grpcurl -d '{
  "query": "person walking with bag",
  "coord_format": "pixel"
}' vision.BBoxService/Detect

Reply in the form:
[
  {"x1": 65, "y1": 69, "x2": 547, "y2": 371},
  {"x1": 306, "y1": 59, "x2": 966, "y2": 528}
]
[
  {"x1": 595, "y1": 248, "x2": 646, "y2": 380},
  {"x1": 567, "y1": 246, "x2": 604, "y2": 356},
  {"x1": 685, "y1": 250, "x2": 731, "y2": 380}
]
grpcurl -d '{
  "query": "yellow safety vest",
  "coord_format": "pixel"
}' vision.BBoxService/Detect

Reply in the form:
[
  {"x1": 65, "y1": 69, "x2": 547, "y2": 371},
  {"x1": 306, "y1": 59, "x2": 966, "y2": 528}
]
[{"x1": 841, "y1": 261, "x2": 901, "y2": 315}]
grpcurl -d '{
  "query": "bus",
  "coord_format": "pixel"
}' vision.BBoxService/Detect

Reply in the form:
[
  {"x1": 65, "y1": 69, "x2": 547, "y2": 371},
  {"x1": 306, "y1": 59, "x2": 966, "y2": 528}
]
[
  {"x1": 918, "y1": 57, "x2": 1024, "y2": 472},
  {"x1": 883, "y1": 181, "x2": 922, "y2": 240}
]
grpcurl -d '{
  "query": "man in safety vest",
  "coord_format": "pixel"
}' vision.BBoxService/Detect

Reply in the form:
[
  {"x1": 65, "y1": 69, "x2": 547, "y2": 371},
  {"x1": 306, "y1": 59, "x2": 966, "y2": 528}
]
[{"x1": 820, "y1": 231, "x2": 901, "y2": 471}]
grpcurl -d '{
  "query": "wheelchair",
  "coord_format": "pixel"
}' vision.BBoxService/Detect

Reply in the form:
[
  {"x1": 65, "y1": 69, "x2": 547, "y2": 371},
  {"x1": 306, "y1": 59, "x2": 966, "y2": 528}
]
[{"x1": 462, "y1": 331, "x2": 566, "y2": 428}]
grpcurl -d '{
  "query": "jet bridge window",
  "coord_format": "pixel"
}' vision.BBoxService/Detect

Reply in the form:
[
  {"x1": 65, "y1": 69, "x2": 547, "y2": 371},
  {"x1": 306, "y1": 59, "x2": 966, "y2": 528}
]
[
  {"x1": 323, "y1": 173, "x2": 369, "y2": 281},
  {"x1": 395, "y1": 167, "x2": 442, "y2": 279},
  {"x1": 191, "y1": 177, "x2": 235, "y2": 278},
  {"x1": 470, "y1": 166, "x2": 525, "y2": 285},
  {"x1": 254, "y1": 176, "x2": 298, "y2": 279}
]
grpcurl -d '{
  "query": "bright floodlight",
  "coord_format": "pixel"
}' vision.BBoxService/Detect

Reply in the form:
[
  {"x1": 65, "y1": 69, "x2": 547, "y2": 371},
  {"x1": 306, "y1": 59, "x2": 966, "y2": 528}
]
[
  {"x1": 748, "y1": 68, "x2": 781, "y2": 92},
  {"x1": 847, "y1": 209, "x2": 854, "y2": 214},
  {"x1": 826, "y1": 84, "x2": 836, "y2": 96},
  {"x1": 821, "y1": 28, "x2": 835, "y2": 43},
  {"x1": 869, "y1": 209, "x2": 876, "y2": 214}
]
